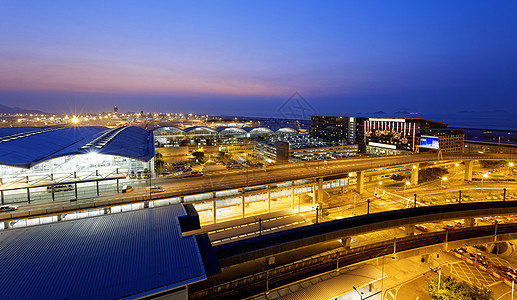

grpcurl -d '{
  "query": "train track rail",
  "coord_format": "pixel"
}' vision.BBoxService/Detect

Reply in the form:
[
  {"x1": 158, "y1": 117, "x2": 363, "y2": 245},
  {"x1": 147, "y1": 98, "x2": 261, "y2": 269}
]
[{"x1": 189, "y1": 223, "x2": 517, "y2": 299}]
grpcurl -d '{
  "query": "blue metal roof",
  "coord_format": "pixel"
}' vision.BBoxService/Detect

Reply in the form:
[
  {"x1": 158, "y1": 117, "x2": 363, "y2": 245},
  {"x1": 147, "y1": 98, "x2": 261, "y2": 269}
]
[
  {"x1": 0, "y1": 126, "x2": 155, "y2": 168},
  {"x1": 0, "y1": 204, "x2": 207, "y2": 299}
]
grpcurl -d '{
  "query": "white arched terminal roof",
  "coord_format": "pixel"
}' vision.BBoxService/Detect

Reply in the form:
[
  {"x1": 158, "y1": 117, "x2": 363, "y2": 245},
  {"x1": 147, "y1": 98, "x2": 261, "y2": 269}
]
[
  {"x1": 184, "y1": 126, "x2": 218, "y2": 136},
  {"x1": 275, "y1": 127, "x2": 298, "y2": 135},
  {"x1": 0, "y1": 126, "x2": 155, "y2": 169}
]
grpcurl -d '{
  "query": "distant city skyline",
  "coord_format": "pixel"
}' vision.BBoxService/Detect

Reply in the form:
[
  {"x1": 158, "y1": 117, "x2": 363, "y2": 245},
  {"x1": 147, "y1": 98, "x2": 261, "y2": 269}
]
[{"x1": 1, "y1": 1, "x2": 516, "y2": 116}]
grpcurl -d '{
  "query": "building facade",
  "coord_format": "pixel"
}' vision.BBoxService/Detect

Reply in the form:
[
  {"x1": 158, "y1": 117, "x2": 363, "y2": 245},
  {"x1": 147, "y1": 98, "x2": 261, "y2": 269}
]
[
  {"x1": 309, "y1": 116, "x2": 356, "y2": 144},
  {"x1": 354, "y1": 117, "x2": 463, "y2": 154},
  {"x1": 254, "y1": 138, "x2": 358, "y2": 163}
]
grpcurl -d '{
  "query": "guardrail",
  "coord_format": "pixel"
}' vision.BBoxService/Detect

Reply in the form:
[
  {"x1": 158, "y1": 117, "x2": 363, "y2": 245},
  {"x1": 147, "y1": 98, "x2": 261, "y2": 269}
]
[
  {"x1": 214, "y1": 201, "x2": 517, "y2": 266},
  {"x1": 190, "y1": 223, "x2": 517, "y2": 300}
]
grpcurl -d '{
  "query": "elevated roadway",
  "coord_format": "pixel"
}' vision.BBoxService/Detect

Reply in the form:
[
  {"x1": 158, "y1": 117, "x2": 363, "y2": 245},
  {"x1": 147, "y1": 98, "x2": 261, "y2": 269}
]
[
  {"x1": 214, "y1": 201, "x2": 517, "y2": 267},
  {"x1": 191, "y1": 222, "x2": 517, "y2": 300},
  {"x1": 1, "y1": 152, "x2": 515, "y2": 225},
  {"x1": 149, "y1": 152, "x2": 517, "y2": 199}
]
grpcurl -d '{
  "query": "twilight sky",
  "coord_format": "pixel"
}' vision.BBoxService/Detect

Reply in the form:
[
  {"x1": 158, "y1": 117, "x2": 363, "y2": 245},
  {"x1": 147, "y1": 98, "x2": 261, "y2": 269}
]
[{"x1": 0, "y1": 1, "x2": 516, "y2": 116}]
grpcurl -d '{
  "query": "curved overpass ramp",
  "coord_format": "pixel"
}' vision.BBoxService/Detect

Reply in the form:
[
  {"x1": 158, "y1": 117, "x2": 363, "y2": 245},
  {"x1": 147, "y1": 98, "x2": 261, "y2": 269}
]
[{"x1": 215, "y1": 201, "x2": 517, "y2": 267}]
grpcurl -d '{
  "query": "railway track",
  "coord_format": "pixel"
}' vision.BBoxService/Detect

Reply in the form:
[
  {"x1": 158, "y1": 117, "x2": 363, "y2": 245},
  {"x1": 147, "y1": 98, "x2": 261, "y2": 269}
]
[{"x1": 189, "y1": 223, "x2": 517, "y2": 299}]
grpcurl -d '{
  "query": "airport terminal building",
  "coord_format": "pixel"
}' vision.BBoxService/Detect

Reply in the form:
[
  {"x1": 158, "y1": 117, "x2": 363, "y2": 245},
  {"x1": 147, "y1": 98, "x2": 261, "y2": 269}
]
[{"x1": 0, "y1": 126, "x2": 155, "y2": 187}]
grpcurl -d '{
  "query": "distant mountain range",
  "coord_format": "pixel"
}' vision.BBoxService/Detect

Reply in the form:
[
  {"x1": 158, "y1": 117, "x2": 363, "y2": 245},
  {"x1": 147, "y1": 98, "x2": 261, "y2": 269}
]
[{"x1": 0, "y1": 103, "x2": 45, "y2": 114}]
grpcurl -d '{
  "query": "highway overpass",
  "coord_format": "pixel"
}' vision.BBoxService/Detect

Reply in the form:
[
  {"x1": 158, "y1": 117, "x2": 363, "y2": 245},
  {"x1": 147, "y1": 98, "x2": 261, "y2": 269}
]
[{"x1": 213, "y1": 201, "x2": 517, "y2": 267}]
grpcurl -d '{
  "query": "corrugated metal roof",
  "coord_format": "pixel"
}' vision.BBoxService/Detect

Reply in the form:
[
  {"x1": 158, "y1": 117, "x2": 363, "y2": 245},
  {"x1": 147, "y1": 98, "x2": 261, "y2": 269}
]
[
  {"x1": 0, "y1": 204, "x2": 206, "y2": 299},
  {"x1": 276, "y1": 264, "x2": 383, "y2": 300},
  {"x1": 0, "y1": 126, "x2": 154, "y2": 168}
]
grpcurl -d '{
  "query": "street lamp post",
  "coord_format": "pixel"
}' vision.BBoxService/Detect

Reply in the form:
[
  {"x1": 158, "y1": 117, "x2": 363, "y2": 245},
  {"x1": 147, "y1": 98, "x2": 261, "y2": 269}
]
[
  {"x1": 441, "y1": 176, "x2": 447, "y2": 189},
  {"x1": 482, "y1": 173, "x2": 488, "y2": 186},
  {"x1": 376, "y1": 181, "x2": 383, "y2": 196},
  {"x1": 353, "y1": 286, "x2": 363, "y2": 300},
  {"x1": 380, "y1": 254, "x2": 396, "y2": 300},
  {"x1": 404, "y1": 181, "x2": 410, "y2": 195}
]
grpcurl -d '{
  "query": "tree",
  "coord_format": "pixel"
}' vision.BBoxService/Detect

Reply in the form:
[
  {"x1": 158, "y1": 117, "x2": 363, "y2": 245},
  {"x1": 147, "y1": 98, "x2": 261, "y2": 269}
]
[
  {"x1": 391, "y1": 174, "x2": 406, "y2": 181},
  {"x1": 426, "y1": 275, "x2": 493, "y2": 300},
  {"x1": 479, "y1": 160, "x2": 506, "y2": 169},
  {"x1": 419, "y1": 167, "x2": 448, "y2": 183},
  {"x1": 154, "y1": 152, "x2": 165, "y2": 173},
  {"x1": 192, "y1": 149, "x2": 207, "y2": 164}
]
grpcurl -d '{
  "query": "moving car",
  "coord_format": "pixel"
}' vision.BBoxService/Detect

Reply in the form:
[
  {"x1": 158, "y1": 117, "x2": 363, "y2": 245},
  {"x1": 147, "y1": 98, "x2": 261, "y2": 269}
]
[
  {"x1": 0, "y1": 205, "x2": 18, "y2": 212},
  {"x1": 150, "y1": 186, "x2": 165, "y2": 193},
  {"x1": 121, "y1": 185, "x2": 133, "y2": 193},
  {"x1": 47, "y1": 184, "x2": 74, "y2": 193},
  {"x1": 189, "y1": 171, "x2": 204, "y2": 177},
  {"x1": 415, "y1": 224, "x2": 429, "y2": 232}
]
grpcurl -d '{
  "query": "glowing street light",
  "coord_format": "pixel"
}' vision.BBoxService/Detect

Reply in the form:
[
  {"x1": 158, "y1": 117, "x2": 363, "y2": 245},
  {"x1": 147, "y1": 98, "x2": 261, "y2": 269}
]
[
  {"x1": 441, "y1": 176, "x2": 447, "y2": 188},
  {"x1": 404, "y1": 181, "x2": 410, "y2": 195},
  {"x1": 376, "y1": 181, "x2": 384, "y2": 197},
  {"x1": 482, "y1": 173, "x2": 488, "y2": 186}
]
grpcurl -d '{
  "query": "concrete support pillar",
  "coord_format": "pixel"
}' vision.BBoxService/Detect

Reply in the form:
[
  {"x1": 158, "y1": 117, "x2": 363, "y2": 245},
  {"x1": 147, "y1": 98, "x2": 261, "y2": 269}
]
[
  {"x1": 267, "y1": 186, "x2": 271, "y2": 213},
  {"x1": 464, "y1": 160, "x2": 474, "y2": 181},
  {"x1": 405, "y1": 225, "x2": 415, "y2": 236},
  {"x1": 341, "y1": 186, "x2": 345, "y2": 195},
  {"x1": 317, "y1": 177, "x2": 323, "y2": 204},
  {"x1": 341, "y1": 237, "x2": 351, "y2": 250},
  {"x1": 103, "y1": 208, "x2": 109, "y2": 215},
  {"x1": 357, "y1": 171, "x2": 365, "y2": 194},
  {"x1": 149, "y1": 157, "x2": 155, "y2": 176},
  {"x1": 49, "y1": 160, "x2": 54, "y2": 180},
  {"x1": 312, "y1": 183, "x2": 316, "y2": 206},
  {"x1": 411, "y1": 163, "x2": 420, "y2": 186},
  {"x1": 3, "y1": 221, "x2": 9, "y2": 230},
  {"x1": 213, "y1": 199, "x2": 217, "y2": 224},
  {"x1": 421, "y1": 254, "x2": 430, "y2": 263},
  {"x1": 242, "y1": 195, "x2": 245, "y2": 218},
  {"x1": 144, "y1": 201, "x2": 149, "y2": 208},
  {"x1": 465, "y1": 217, "x2": 475, "y2": 228},
  {"x1": 291, "y1": 185, "x2": 295, "y2": 209}
]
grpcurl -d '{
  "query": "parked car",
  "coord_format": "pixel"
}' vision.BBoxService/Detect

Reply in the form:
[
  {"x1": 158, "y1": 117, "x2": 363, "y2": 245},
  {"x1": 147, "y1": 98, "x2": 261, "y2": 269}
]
[
  {"x1": 47, "y1": 184, "x2": 74, "y2": 193},
  {"x1": 497, "y1": 265, "x2": 513, "y2": 273},
  {"x1": 150, "y1": 186, "x2": 165, "y2": 193},
  {"x1": 121, "y1": 185, "x2": 133, "y2": 193},
  {"x1": 189, "y1": 171, "x2": 204, "y2": 177},
  {"x1": 226, "y1": 164, "x2": 242, "y2": 170}
]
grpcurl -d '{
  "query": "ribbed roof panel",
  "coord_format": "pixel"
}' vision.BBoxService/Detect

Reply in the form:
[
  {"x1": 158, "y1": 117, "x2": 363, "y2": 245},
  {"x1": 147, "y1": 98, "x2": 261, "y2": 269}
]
[
  {"x1": 0, "y1": 204, "x2": 206, "y2": 299},
  {"x1": 0, "y1": 126, "x2": 155, "y2": 168}
]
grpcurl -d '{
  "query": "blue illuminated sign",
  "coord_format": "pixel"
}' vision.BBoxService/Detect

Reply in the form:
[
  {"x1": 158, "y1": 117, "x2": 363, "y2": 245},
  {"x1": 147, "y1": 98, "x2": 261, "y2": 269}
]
[{"x1": 420, "y1": 135, "x2": 440, "y2": 149}]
